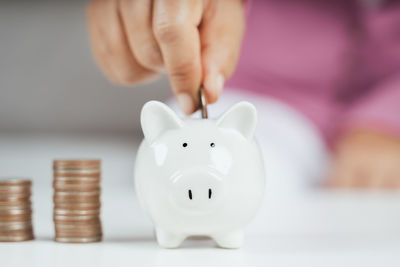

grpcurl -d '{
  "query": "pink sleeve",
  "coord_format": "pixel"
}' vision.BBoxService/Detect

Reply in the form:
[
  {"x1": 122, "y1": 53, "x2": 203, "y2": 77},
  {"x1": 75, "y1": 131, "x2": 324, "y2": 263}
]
[
  {"x1": 342, "y1": 74, "x2": 400, "y2": 135},
  {"x1": 340, "y1": 3, "x2": 400, "y2": 136}
]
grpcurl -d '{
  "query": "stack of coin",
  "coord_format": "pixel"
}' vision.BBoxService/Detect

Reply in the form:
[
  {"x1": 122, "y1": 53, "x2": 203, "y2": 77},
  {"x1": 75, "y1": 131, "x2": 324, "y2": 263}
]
[
  {"x1": 53, "y1": 160, "x2": 102, "y2": 243},
  {"x1": 0, "y1": 179, "x2": 34, "y2": 242}
]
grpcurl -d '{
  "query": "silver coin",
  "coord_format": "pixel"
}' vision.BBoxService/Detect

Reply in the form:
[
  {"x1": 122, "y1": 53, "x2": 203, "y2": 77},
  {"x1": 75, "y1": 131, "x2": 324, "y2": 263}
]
[{"x1": 198, "y1": 87, "x2": 208, "y2": 119}]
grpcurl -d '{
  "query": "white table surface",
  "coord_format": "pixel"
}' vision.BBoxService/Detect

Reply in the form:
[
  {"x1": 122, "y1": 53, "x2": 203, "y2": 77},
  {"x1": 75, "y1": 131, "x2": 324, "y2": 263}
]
[{"x1": 1, "y1": 133, "x2": 400, "y2": 267}]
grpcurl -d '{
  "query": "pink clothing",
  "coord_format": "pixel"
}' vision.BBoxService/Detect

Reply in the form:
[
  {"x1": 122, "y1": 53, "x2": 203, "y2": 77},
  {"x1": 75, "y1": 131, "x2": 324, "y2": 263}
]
[{"x1": 227, "y1": 0, "x2": 400, "y2": 144}]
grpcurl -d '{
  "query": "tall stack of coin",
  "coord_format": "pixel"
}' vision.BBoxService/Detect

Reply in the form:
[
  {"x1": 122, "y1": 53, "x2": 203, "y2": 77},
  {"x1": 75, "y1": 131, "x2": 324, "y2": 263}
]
[
  {"x1": 0, "y1": 179, "x2": 34, "y2": 242},
  {"x1": 53, "y1": 160, "x2": 102, "y2": 243}
]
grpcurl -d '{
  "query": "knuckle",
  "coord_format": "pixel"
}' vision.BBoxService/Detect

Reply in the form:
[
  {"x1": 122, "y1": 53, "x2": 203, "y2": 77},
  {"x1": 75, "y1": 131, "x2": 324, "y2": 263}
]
[
  {"x1": 96, "y1": 44, "x2": 113, "y2": 61},
  {"x1": 97, "y1": 35, "x2": 120, "y2": 59},
  {"x1": 136, "y1": 45, "x2": 163, "y2": 69},
  {"x1": 153, "y1": 20, "x2": 184, "y2": 44},
  {"x1": 114, "y1": 72, "x2": 156, "y2": 86},
  {"x1": 113, "y1": 70, "x2": 140, "y2": 85},
  {"x1": 169, "y1": 61, "x2": 196, "y2": 82},
  {"x1": 112, "y1": 67, "x2": 157, "y2": 85}
]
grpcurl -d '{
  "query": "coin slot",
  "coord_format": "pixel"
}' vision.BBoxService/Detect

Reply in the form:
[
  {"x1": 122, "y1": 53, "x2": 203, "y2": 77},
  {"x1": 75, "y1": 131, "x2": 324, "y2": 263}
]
[
  {"x1": 208, "y1": 188, "x2": 212, "y2": 199},
  {"x1": 188, "y1": 189, "x2": 192, "y2": 200}
]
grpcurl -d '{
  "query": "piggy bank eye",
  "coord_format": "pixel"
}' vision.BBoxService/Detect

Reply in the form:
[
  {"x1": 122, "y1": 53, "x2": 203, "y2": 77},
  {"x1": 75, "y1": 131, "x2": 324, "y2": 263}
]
[
  {"x1": 182, "y1": 142, "x2": 188, "y2": 148},
  {"x1": 210, "y1": 142, "x2": 215, "y2": 148}
]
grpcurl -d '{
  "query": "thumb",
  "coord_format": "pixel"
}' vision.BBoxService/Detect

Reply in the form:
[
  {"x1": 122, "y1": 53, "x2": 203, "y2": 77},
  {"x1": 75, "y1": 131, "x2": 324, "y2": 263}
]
[{"x1": 200, "y1": 0, "x2": 245, "y2": 104}]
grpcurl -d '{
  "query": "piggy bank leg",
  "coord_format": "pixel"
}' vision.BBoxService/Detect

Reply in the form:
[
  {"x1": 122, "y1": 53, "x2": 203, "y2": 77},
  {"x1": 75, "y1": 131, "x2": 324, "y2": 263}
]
[
  {"x1": 213, "y1": 230, "x2": 244, "y2": 249},
  {"x1": 155, "y1": 228, "x2": 185, "y2": 248}
]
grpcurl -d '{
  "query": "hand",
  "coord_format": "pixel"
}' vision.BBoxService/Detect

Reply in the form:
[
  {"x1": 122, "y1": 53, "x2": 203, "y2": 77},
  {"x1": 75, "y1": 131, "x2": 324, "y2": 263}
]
[
  {"x1": 87, "y1": 0, "x2": 245, "y2": 114},
  {"x1": 328, "y1": 129, "x2": 400, "y2": 189}
]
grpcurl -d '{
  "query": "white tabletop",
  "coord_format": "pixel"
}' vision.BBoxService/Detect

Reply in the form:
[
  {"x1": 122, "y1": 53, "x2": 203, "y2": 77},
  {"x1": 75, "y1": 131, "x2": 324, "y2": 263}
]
[
  {"x1": 2, "y1": 187, "x2": 400, "y2": 267},
  {"x1": 1, "y1": 133, "x2": 400, "y2": 267}
]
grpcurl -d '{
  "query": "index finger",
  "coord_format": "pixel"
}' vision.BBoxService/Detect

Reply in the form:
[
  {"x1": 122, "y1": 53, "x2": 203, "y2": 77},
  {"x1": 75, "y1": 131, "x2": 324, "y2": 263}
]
[{"x1": 153, "y1": 0, "x2": 203, "y2": 114}]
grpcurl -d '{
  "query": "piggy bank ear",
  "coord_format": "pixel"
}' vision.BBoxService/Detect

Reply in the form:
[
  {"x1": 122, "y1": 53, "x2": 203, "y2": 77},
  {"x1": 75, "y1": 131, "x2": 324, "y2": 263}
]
[
  {"x1": 216, "y1": 101, "x2": 257, "y2": 140},
  {"x1": 140, "y1": 101, "x2": 183, "y2": 143}
]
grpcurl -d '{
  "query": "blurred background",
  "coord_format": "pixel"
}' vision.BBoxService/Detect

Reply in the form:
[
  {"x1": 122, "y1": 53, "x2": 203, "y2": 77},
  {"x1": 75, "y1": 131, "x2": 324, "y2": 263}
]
[
  {"x1": 0, "y1": 0, "x2": 172, "y2": 188},
  {"x1": 0, "y1": 0, "x2": 172, "y2": 134}
]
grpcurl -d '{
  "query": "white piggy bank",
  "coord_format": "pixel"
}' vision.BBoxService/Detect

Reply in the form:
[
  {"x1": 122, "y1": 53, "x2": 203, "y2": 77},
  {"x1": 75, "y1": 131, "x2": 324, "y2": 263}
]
[{"x1": 134, "y1": 101, "x2": 265, "y2": 248}]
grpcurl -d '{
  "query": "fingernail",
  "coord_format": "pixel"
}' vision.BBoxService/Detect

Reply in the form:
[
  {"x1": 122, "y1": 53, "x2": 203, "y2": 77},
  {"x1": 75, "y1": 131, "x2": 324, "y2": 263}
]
[
  {"x1": 176, "y1": 93, "x2": 194, "y2": 115},
  {"x1": 216, "y1": 73, "x2": 225, "y2": 95}
]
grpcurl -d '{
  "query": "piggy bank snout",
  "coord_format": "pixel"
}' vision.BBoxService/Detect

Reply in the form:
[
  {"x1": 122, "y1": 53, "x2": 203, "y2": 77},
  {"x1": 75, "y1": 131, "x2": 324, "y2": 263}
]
[{"x1": 170, "y1": 169, "x2": 224, "y2": 214}]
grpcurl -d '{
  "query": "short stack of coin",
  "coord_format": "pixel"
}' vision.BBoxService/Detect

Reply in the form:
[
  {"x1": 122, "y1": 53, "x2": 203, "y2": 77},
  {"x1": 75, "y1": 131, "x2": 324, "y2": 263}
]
[
  {"x1": 53, "y1": 160, "x2": 102, "y2": 243},
  {"x1": 0, "y1": 179, "x2": 34, "y2": 242}
]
